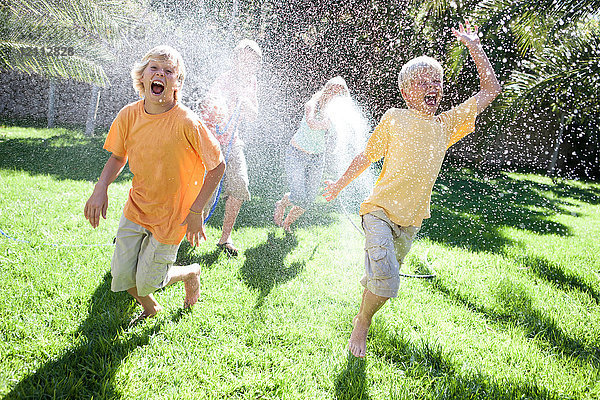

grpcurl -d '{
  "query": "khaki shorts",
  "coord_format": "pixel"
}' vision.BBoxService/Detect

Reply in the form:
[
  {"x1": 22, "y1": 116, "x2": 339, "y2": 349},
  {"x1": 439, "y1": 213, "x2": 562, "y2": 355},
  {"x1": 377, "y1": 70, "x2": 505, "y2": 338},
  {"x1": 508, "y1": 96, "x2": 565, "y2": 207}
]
[
  {"x1": 110, "y1": 215, "x2": 180, "y2": 297},
  {"x1": 222, "y1": 141, "x2": 250, "y2": 202},
  {"x1": 360, "y1": 211, "x2": 420, "y2": 298}
]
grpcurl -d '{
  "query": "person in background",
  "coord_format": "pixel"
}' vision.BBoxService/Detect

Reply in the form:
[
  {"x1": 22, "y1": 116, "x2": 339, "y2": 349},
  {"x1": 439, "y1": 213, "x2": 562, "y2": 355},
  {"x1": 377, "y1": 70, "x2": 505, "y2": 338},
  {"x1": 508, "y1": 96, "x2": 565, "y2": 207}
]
[
  {"x1": 204, "y1": 39, "x2": 261, "y2": 257},
  {"x1": 274, "y1": 76, "x2": 350, "y2": 232}
]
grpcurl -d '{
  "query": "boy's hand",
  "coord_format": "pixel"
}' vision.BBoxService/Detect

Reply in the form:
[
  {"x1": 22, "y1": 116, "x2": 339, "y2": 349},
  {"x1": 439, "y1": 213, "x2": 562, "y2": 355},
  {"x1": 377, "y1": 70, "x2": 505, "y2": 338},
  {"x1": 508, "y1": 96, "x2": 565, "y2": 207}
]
[
  {"x1": 452, "y1": 20, "x2": 481, "y2": 49},
  {"x1": 323, "y1": 180, "x2": 342, "y2": 202},
  {"x1": 84, "y1": 184, "x2": 108, "y2": 228},
  {"x1": 181, "y1": 211, "x2": 207, "y2": 247}
]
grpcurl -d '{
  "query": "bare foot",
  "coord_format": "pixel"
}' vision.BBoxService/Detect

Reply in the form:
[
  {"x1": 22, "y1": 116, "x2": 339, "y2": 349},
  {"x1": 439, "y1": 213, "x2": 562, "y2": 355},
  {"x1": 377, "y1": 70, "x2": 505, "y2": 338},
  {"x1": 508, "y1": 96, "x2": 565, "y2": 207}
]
[
  {"x1": 349, "y1": 315, "x2": 370, "y2": 358},
  {"x1": 129, "y1": 304, "x2": 163, "y2": 328},
  {"x1": 183, "y1": 264, "x2": 201, "y2": 309},
  {"x1": 274, "y1": 200, "x2": 285, "y2": 227}
]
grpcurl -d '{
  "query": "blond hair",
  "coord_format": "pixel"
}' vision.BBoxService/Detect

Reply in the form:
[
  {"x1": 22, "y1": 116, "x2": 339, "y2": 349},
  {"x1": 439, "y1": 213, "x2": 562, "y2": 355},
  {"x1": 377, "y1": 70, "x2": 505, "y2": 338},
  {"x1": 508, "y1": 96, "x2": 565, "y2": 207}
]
[
  {"x1": 397, "y1": 56, "x2": 444, "y2": 91},
  {"x1": 130, "y1": 45, "x2": 186, "y2": 100}
]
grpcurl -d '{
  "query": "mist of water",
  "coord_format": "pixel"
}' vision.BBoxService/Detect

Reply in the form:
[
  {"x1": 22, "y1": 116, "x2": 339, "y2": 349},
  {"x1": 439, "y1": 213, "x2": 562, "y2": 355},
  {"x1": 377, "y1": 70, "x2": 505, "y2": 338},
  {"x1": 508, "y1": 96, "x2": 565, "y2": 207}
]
[{"x1": 325, "y1": 95, "x2": 375, "y2": 213}]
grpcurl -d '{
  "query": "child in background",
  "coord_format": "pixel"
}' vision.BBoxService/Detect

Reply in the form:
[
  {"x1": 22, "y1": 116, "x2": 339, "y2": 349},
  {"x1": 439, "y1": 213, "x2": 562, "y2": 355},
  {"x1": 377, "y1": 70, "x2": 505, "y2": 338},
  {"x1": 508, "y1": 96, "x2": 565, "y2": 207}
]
[
  {"x1": 84, "y1": 45, "x2": 225, "y2": 326},
  {"x1": 273, "y1": 76, "x2": 350, "y2": 232},
  {"x1": 205, "y1": 39, "x2": 261, "y2": 257},
  {"x1": 323, "y1": 21, "x2": 502, "y2": 357}
]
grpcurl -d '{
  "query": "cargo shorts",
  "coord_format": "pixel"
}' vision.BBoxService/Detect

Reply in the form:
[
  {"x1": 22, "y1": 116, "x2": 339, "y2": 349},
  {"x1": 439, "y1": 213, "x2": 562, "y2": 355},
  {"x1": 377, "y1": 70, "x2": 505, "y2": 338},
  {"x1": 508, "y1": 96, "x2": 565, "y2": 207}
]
[
  {"x1": 110, "y1": 214, "x2": 180, "y2": 297},
  {"x1": 360, "y1": 211, "x2": 420, "y2": 298}
]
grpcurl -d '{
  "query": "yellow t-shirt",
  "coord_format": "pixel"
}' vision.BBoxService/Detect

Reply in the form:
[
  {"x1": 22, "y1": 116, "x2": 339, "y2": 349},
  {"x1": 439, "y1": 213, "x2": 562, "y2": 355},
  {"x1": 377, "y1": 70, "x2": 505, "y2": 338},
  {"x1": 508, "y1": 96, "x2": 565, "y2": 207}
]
[
  {"x1": 359, "y1": 97, "x2": 477, "y2": 227},
  {"x1": 104, "y1": 100, "x2": 224, "y2": 245}
]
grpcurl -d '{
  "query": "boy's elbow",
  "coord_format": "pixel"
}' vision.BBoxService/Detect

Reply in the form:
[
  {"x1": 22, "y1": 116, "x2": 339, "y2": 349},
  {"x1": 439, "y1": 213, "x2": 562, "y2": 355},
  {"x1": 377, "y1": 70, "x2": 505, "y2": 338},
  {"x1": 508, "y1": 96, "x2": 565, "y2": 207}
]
[{"x1": 493, "y1": 83, "x2": 502, "y2": 98}]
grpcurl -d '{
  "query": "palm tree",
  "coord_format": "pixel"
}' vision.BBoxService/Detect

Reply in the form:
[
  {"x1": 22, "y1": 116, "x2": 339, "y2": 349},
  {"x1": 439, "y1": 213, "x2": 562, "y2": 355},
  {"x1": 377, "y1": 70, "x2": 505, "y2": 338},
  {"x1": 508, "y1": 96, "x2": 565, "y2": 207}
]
[
  {"x1": 473, "y1": 1, "x2": 600, "y2": 176},
  {"x1": 1, "y1": 0, "x2": 142, "y2": 86},
  {"x1": 1, "y1": 0, "x2": 143, "y2": 132}
]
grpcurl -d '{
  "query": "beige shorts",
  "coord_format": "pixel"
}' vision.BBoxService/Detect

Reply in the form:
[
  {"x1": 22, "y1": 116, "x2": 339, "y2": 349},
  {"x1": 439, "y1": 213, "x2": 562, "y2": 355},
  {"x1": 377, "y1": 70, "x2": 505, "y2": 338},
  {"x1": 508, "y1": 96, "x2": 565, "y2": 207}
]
[
  {"x1": 222, "y1": 141, "x2": 250, "y2": 202},
  {"x1": 360, "y1": 211, "x2": 420, "y2": 298},
  {"x1": 110, "y1": 215, "x2": 180, "y2": 297}
]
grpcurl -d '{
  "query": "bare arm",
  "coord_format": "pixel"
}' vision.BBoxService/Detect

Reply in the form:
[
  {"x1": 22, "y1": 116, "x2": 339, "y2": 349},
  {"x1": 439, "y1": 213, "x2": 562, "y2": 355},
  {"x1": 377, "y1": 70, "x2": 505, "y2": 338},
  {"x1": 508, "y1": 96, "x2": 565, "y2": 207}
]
[
  {"x1": 323, "y1": 151, "x2": 371, "y2": 202},
  {"x1": 84, "y1": 154, "x2": 127, "y2": 228},
  {"x1": 452, "y1": 21, "x2": 502, "y2": 114},
  {"x1": 239, "y1": 94, "x2": 258, "y2": 122},
  {"x1": 181, "y1": 161, "x2": 226, "y2": 246},
  {"x1": 305, "y1": 97, "x2": 329, "y2": 131}
]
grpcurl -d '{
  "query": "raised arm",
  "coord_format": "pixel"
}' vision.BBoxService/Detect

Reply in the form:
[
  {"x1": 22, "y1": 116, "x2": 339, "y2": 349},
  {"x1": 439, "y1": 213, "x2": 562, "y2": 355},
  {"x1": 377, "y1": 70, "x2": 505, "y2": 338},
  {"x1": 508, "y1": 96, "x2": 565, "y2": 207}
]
[
  {"x1": 452, "y1": 20, "x2": 502, "y2": 114},
  {"x1": 84, "y1": 154, "x2": 127, "y2": 228},
  {"x1": 305, "y1": 94, "x2": 330, "y2": 131},
  {"x1": 323, "y1": 151, "x2": 371, "y2": 202}
]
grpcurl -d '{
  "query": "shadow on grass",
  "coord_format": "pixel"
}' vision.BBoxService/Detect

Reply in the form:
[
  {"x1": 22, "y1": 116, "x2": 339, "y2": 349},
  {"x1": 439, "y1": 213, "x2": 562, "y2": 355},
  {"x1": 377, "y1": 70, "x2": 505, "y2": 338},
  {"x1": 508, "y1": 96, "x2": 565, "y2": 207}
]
[
  {"x1": 0, "y1": 133, "x2": 132, "y2": 182},
  {"x1": 334, "y1": 352, "x2": 370, "y2": 400},
  {"x1": 238, "y1": 231, "x2": 309, "y2": 308},
  {"x1": 370, "y1": 323, "x2": 563, "y2": 399},
  {"x1": 429, "y1": 274, "x2": 600, "y2": 367},
  {"x1": 518, "y1": 253, "x2": 600, "y2": 305},
  {"x1": 176, "y1": 240, "x2": 223, "y2": 270},
  {"x1": 419, "y1": 167, "x2": 589, "y2": 253},
  {"x1": 5, "y1": 272, "x2": 185, "y2": 399}
]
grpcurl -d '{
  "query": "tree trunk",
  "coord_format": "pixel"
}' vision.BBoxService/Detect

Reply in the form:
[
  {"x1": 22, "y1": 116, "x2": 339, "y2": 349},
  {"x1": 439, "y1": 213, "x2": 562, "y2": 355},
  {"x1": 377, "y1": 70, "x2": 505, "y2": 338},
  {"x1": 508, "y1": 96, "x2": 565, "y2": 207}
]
[
  {"x1": 85, "y1": 85, "x2": 101, "y2": 136},
  {"x1": 547, "y1": 112, "x2": 565, "y2": 176},
  {"x1": 47, "y1": 79, "x2": 56, "y2": 128},
  {"x1": 228, "y1": 0, "x2": 239, "y2": 36}
]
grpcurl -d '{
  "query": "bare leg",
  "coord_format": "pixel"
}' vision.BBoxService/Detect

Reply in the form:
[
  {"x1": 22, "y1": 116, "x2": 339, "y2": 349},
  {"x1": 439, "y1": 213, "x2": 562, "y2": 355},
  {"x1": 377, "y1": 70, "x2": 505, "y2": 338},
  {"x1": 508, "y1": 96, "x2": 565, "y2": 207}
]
[
  {"x1": 127, "y1": 287, "x2": 163, "y2": 318},
  {"x1": 165, "y1": 263, "x2": 202, "y2": 308},
  {"x1": 282, "y1": 205, "x2": 305, "y2": 232},
  {"x1": 274, "y1": 192, "x2": 291, "y2": 226},
  {"x1": 218, "y1": 195, "x2": 243, "y2": 246},
  {"x1": 349, "y1": 288, "x2": 388, "y2": 358}
]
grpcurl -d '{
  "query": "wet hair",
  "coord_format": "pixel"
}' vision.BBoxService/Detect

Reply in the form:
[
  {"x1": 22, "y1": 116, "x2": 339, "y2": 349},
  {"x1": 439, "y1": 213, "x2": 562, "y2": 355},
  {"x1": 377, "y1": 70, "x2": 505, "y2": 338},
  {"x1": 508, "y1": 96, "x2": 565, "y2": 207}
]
[
  {"x1": 397, "y1": 56, "x2": 444, "y2": 91},
  {"x1": 323, "y1": 76, "x2": 350, "y2": 97},
  {"x1": 311, "y1": 76, "x2": 350, "y2": 108},
  {"x1": 234, "y1": 39, "x2": 262, "y2": 61},
  {"x1": 130, "y1": 45, "x2": 186, "y2": 101}
]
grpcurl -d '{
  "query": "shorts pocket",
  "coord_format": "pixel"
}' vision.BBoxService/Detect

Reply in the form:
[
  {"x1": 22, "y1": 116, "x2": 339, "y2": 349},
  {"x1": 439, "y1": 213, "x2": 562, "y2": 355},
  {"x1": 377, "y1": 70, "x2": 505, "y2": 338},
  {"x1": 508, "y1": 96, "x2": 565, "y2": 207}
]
[
  {"x1": 153, "y1": 251, "x2": 177, "y2": 266},
  {"x1": 366, "y1": 245, "x2": 391, "y2": 279}
]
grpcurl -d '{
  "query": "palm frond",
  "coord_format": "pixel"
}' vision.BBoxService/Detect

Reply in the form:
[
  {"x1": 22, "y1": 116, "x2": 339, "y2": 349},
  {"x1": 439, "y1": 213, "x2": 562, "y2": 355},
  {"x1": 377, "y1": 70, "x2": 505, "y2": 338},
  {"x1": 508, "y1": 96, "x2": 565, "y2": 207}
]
[
  {"x1": 0, "y1": 41, "x2": 109, "y2": 86},
  {"x1": 500, "y1": 27, "x2": 600, "y2": 124},
  {"x1": 1, "y1": 0, "x2": 143, "y2": 86}
]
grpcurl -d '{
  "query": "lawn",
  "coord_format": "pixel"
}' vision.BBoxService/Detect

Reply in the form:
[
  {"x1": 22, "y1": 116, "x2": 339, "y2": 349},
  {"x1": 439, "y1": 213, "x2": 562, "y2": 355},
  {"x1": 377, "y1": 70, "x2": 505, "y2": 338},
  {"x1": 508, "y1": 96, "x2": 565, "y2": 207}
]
[{"x1": 0, "y1": 122, "x2": 599, "y2": 399}]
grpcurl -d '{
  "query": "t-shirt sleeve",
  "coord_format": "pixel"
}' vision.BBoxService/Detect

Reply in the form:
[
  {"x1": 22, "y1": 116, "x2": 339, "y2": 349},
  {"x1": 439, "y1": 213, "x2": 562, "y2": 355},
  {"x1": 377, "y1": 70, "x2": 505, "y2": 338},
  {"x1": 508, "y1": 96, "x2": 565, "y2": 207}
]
[
  {"x1": 441, "y1": 97, "x2": 478, "y2": 149},
  {"x1": 364, "y1": 110, "x2": 393, "y2": 162},
  {"x1": 103, "y1": 108, "x2": 128, "y2": 158},
  {"x1": 188, "y1": 119, "x2": 224, "y2": 171}
]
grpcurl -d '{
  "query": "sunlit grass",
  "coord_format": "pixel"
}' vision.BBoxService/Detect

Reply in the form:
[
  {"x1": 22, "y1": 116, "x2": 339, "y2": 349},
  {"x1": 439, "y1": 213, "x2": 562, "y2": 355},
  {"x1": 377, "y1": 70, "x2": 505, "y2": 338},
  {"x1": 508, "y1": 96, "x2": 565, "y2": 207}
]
[{"x1": 1, "y1": 123, "x2": 599, "y2": 399}]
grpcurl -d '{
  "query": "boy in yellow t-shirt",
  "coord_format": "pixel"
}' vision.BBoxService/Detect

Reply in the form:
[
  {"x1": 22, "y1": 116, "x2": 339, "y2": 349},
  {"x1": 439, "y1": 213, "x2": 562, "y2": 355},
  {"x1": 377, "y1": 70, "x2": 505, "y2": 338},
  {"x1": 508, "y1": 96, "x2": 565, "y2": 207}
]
[
  {"x1": 84, "y1": 45, "x2": 225, "y2": 326},
  {"x1": 323, "y1": 21, "x2": 502, "y2": 358}
]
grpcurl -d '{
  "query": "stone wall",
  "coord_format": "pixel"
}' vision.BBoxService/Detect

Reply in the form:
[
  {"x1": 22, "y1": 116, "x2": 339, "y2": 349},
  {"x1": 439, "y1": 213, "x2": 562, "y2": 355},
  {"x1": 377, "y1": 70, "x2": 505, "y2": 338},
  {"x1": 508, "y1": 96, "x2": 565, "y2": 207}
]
[{"x1": 0, "y1": 69, "x2": 140, "y2": 129}]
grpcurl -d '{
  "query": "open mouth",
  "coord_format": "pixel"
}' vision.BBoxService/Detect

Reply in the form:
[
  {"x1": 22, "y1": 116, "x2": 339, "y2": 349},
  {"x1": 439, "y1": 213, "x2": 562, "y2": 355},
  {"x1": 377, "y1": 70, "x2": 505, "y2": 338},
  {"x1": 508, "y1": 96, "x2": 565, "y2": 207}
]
[
  {"x1": 424, "y1": 94, "x2": 437, "y2": 106},
  {"x1": 151, "y1": 80, "x2": 165, "y2": 95}
]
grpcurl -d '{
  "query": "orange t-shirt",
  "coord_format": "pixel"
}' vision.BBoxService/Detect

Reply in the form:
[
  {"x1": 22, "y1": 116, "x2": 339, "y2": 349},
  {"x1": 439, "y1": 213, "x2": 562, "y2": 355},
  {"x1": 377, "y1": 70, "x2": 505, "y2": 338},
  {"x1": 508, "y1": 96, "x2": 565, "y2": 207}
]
[
  {"x1": 104, "y1": 100, "x2": 224, "y2": 245},
  {"x1": 359, "y1": 97, "x2": 477, "y2": 227}
]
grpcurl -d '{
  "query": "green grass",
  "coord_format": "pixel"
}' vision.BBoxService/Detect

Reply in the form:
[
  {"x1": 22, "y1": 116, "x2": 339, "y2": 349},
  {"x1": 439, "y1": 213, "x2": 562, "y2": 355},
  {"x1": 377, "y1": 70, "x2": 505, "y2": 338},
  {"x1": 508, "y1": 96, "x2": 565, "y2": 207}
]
[{"x1": 1, "y1": 121, "x2": 599, "y2": 399}]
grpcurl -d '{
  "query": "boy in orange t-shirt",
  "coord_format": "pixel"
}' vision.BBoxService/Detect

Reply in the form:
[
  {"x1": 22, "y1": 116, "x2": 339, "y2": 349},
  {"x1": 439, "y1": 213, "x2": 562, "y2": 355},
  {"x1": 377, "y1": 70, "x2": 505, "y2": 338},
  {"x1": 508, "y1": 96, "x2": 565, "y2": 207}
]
[
  {"x1": 84, "y1": 45, "x2": 225, "y2": 326},
  {"x1": 324, "y1": 21, "x2": 502, "y2": 358}
]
